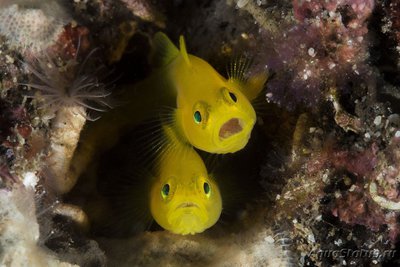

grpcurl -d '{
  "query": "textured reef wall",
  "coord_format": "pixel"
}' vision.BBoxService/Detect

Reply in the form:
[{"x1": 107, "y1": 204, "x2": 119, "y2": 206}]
[{"x1": 1, "y1": 0, "x2": 400, "y2": 266}]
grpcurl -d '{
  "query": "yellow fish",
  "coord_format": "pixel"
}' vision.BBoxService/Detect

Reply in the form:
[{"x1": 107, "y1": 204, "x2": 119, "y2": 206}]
[
  {"x1": 150, "y1": 124, "x2": 222, "y2": 235},
  {"x1": 151, "y1": 32, "x2": 267, "y2": 154},
  {"x1": 93, "y1": 122, "x2": 222, "y2": 236}
]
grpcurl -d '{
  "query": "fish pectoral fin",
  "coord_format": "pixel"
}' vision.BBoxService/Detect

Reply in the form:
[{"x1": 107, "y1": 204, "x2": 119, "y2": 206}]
[
  {"x1": 227, "y1": 56, "x2": 267, "y2": 101},
  {"x1": 243, "y1": 71, "x2": 268, "y2": 101},
  {"x1": 151, "y1": 32, "x2": 180, "y2": 67}
]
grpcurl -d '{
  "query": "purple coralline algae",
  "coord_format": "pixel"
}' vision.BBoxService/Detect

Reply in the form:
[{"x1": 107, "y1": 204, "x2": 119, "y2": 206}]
[{"x1": 257, "y1": 0, "x2": 375, "y2": 109}]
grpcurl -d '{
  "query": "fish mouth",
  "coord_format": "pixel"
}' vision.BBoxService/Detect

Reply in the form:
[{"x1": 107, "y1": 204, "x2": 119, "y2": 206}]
[
  {"x1": 219, "y1": 118, "x2": 243, "y2": 139},
  {"x1": 175, "y1": 202, "x2": 199, "y2": 211}
]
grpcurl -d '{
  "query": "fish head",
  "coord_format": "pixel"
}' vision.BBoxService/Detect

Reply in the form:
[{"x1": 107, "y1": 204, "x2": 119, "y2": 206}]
[
  {"x1": 154, "y1": 34, "x2": 261, "y2": 154},
  {"x1": 178, "y1": 76, "x2": 256, "y2": 154},
  {"x1": 150, "y1": 149, "x2": 222, "y2": 235}
]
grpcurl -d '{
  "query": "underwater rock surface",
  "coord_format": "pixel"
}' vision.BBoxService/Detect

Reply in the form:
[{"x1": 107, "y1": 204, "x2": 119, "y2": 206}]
[{"x1": 0, "y1": 0, "x2": 400, "y2": 266}]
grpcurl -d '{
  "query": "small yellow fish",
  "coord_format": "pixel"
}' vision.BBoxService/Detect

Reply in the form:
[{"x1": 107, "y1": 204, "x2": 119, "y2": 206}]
[
  {"x1": 150, "y1": 124, "x2": 222, "y2": 235},
  {"x1": 151, "y1": 32, "x2": 267, "y2": 153},
  {"x1": 93, "y1": 122, "x2": 222, "y2": 236}
]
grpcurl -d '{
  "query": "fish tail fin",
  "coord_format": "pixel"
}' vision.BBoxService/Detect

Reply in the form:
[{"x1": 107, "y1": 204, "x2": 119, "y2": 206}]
[{"x1": 151, "y1": 32, "x2": 180, "y2": 67}]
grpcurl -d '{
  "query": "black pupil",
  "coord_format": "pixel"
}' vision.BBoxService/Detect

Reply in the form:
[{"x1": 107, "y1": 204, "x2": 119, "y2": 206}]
[
  {"x1": 162, "y1": 184, "x2": 170, "y2": 195},
  {"x1": 194, "y1": 111, "x2": 201, "y2": 122},
  {"x1": 229, "y1": 92, "x2": 237, "y2": 102},
  {"x1": 203, "y1": 182, "x2": 210, "y2": 194}
]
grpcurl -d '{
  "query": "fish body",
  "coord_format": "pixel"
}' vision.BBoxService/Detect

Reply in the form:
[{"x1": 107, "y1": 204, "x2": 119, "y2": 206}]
[{"x1": 149, "y1": 124, "x2": 222, "y2": 235}]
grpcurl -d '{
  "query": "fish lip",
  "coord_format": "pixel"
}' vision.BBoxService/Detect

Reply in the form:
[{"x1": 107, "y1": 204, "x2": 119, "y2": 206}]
[
  {"x1": 175, "y1": 202, "x2": 199, "y2": 211},
  {"x1": 218, "y1": 118, "x2": 244, "y2": 140}
]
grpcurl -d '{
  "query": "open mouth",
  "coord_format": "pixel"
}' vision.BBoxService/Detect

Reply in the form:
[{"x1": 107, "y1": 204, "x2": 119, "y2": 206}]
[
  {"x1": 219, "y1": 118, "x2": 243, "y2": 139},
  {"x1": 175, "y1": 202, "x2": 199, "y2": 210}
]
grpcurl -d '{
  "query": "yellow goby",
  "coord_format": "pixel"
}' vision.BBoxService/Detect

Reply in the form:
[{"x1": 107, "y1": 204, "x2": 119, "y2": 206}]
[
  {"x1": 149, "y1": 124, "x2": 222, "y2": 235},
  {"x1": 152, "y1": 32, "x2": 267, "y2": 153}
]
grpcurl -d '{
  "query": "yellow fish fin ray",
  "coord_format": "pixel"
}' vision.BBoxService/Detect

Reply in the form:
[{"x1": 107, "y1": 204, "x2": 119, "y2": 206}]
[
  {"x1": 97, "y1": 116, "x2": 167, "y2": 173},
  {"x1": 156, "y1": 122, "x2": 192, "y2": 169},
  {"x1": 158, "y1": 105, "x2": 179, "y2": 127},
  {"x1": 227, "y1": 55, "x2": 252, "y2": 83},
  {"x1": 151, "y1": 32, "x2": 180, "y2": 67},
  {"x1": 131, "y1": 107, "x2": 185, "y2": 171},
  {"x1": 157, "y1": 143, "x2": 186, "y2": 173},
  {"x1": 179, "y1": 35, "x2": 191, "y2": 67},
  {"x1": 137, "y1": 128, "x2": 171, "y2": 170},
  {"x1": 227, "y1": 56, "x2": 268, "y2": 101}
]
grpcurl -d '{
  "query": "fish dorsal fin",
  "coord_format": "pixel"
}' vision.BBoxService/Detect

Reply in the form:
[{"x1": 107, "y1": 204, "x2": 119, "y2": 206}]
[
  {"x1": 158, "y1": 119, "x2": 192, "y2": 165},
  {"x1": 179, "y1": 35, "x2": 191, "y2": 67},
  {"x1": 151, "y1": 32, "x2": 180, "y2": 67}
]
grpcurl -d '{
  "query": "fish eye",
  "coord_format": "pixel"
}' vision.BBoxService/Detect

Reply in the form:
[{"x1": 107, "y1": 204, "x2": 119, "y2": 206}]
[
  {"x1": 161, "y1": 184, "x2": 170, "y2": 199},
  {"x1": 194, "y1": 111, "x2": 202, "y2": 124},
  {"x1": 229, "y1": 92, "x2": 237, "y2": 102},
  {"x1": 192, "y1": 101, "x2": 208, "y2": 126},
  {"x1": 221, "y1": 87, "x2": 238, "y2": 105},
  {"x1": 203, "y1": 182, "x2": 211, "y2": 197}
]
